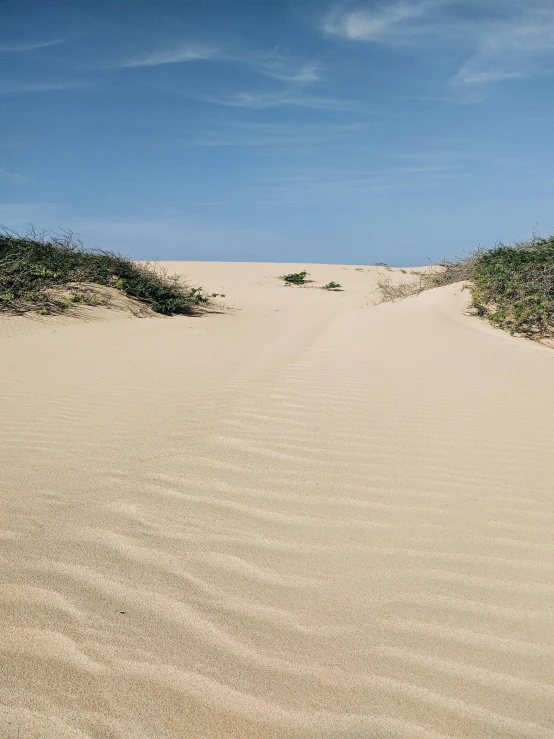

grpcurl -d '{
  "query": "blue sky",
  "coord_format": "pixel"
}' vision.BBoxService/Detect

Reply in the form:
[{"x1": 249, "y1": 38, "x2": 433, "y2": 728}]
[{"x1": 1, "y1": 0, "x2": 554, "y2": 264}]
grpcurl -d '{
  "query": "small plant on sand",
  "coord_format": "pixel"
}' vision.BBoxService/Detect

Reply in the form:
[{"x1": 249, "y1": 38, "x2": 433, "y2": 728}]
[
  {"x1": 322, "y1": 281, "x2": 342, "y2": 291},
  {"x1": 0, "y1": 228, "x2": 214, "y2": 316},
  {"x1": 280, "y1": 270, "x2": 308, "y2": 285}
]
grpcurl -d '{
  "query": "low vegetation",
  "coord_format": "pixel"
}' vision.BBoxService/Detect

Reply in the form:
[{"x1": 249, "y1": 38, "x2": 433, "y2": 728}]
[
  {"x1": 0, "y1": 230, "x2": 217, "y2": 316},
  {"x1": 3, "y1": 228, "x2": 551, "y2": 341},
  {"x1": 376, "y1": 234, "x2": 554, "y2": 341},
  {"x1": 280, "y1": 270, "x2": 309, "y2": 285},
  {"x1": 279, "y1": 271, "x2": 343, "y2": 291}
]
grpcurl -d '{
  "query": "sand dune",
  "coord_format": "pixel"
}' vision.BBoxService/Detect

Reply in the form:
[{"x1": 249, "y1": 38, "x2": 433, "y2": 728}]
[{"x1": 1, "y1": 263, "x2": 553, "y2": 739}]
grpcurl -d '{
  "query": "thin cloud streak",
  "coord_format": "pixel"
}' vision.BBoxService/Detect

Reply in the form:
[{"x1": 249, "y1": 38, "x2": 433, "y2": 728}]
[
  {"x1": 191, "y1": 90, "x2": 357, "y2": 110},
  {"x1": 259, "y1": 62, "x2": 322, "y2": 84},
  {"x1": 235, "y1": 50, "x2": 324, "y2": 83},
  {"x1": 0, "y1": 37, "x2": 73, "y2": 52},
  {"x1": 116, "y1": 42, "x2": 323, "y2": 88},
  {"x1": 269, "y1": 162, "x2": 462, "y2": 184},
  {"x1": 255, "y1": 158, "x2": 464, "y2": 204},
  {"x1": 120, "y1": 44, "x2": 222, "y2": 68},
  {"x1": 179, "y1": 121, "x2": 367, "y2": 148}
]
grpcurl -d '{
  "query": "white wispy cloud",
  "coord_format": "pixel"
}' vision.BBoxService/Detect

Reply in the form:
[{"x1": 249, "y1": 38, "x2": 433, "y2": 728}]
[
  {"x1": 452, "y1": 7, "x2": 554, "y2": 88},
  {"x1": 167, "y1": 87, "x2": 355, "y2": 111},
  {"x1": 238, "y1": 49, "x2": 323, "y2": 83},
  {"x1": 117, "y1": 41, "x2": 323, "y2": 88},
  {"x1": 0, "y1": 37, "x2": 73, "y2": 52},
  {"x1": 322, "y1": 1, "x2": 554, "y2": 92},
  {"x1": 259, "y1": 61, "x2": 322, "y2": 84},
  {"x1": 206, "y1": 90, "x2": 351, "y2": 110},
  {"x1": 322, "y1": 1, "x2": 437, "y2": 41},
  {"x1": 136, "y1": 44, "x2": 336, "y2": 111},
  {"x1": 120, "y1": 43, "x2": 221, "y2": 68}
]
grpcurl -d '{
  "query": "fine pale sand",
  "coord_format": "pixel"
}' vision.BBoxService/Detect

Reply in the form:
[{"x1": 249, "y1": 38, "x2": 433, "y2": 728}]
[{"x1": 1, "y1": 263, "x2": 553, "y2": 739}]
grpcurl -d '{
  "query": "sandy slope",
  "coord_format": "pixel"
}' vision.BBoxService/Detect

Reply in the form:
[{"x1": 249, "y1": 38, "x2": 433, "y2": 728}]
[{"x1": 1, "y1": 263, "x2": 553, "y2": 739}]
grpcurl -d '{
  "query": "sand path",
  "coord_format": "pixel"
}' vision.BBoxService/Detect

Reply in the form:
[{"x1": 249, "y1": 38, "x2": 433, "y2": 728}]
[{"x1": 1, "y1": 263, "x2": 553, "y2": 738}]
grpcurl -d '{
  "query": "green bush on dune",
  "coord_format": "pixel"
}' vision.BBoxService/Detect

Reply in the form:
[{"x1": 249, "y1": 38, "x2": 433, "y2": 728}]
[
  {"x1": 470, "y1": 236, "x2": 554, "y2": 338},
  {"x1": 280, "y1": 270, "x2": 309, "y2": 285},
  {"x1": 377, "y1": 234, "x2": 554, "y2": 341},
  {"x1": 0, "y1": 230, "x2": 213, "y2": 316}
]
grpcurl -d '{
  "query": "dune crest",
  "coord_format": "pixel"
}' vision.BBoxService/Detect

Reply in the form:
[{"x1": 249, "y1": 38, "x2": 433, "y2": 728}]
[{"x1": 1, "y1": 263, "x2": 553, "y2": 739}]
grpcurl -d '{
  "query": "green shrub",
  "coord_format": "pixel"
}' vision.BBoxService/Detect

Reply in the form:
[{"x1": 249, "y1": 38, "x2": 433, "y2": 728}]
[
  {"x1": 280, "y1": 270, "x2": 308, "y2": 285},
  {"x1": 0, "y1": 230, "x2": 212, "y2": 316},
  {"x1": 469, "y1": 236, "x2": 554, "y2": 338},
  {"x1": 322, "y1": 281, "x2": 342, "y2": 290}
]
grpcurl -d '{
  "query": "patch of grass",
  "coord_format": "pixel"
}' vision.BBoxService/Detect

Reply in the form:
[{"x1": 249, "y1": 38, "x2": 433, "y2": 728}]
[
  {"x1": 321, "y1": 281, "x2": 342, "y2": 290},
  {"x1": 375, "y1": 235, "x2": 554, "y2": 341},
  {"x1": 0, "y1": 229, "x2": 214, "y2": 316},
  {"x1": 280, "y1": 270, "x2": 308, "y2": 285}
]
